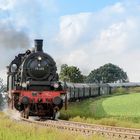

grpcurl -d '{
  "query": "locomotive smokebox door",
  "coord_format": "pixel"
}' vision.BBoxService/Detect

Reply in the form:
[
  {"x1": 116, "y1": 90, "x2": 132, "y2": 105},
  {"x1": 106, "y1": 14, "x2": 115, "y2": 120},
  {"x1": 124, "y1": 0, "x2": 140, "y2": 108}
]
[{"x1": 34, "y1": 39, "x2": 43, "y2": 52}]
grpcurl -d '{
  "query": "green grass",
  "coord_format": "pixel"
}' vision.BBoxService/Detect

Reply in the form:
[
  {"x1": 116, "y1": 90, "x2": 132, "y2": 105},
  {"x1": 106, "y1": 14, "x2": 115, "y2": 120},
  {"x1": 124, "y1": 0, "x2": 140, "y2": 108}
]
[
  {"x1": 60, "y1": 92, "x2": 140, "y2": 128},
  {"x1": 0, "y1": 112, "x2": 105, "y2": 140},
  {"x1": 98, "y1": 93, "x2": 140, "y2": 117},
  {"x1": 89, "y1": 93, "x2": 140, "y2": 119}
]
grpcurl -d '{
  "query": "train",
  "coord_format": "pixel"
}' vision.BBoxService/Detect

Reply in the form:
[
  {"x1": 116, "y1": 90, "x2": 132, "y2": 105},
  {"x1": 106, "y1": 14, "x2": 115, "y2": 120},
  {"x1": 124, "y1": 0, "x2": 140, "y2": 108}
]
[
  {"x1": 66, "y1": 82, "x2": 140, "y2": 101},
  {"x1": 7, "y1": 39, "x2": 67, "y2": 119},
  {"x1": 66, "y1": 83, "x2": 111, "y2": 101}
]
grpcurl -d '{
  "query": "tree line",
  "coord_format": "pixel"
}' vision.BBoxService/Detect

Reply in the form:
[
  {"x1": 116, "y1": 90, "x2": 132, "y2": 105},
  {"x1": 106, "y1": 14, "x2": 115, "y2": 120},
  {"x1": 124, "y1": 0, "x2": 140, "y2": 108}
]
[{"x1": 59, "y1": 63, "x2": 128, "y2": 83}]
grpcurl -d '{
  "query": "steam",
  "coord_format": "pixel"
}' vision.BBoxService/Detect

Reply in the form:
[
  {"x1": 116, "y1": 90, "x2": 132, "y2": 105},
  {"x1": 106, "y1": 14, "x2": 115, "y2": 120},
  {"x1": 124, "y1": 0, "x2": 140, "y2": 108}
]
[
  {"x1": 0, "y1": 27, "x2": 30, "y2": 49},
  {"x1": 3, "y1": 108, "x2": 21, "y2": 121}
]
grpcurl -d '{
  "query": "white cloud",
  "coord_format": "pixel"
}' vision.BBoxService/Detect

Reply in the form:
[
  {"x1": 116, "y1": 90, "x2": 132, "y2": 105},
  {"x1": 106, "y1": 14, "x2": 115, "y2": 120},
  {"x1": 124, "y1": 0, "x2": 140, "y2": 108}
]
[
  {"x1": 60, "y1": 49, "x2": 88, "y2": 66},
  {"x1": 0, "y1": 0, "x2": 57, "y2": 11},
  {"x1": 56, "y1": 13, "x2": 92, "y2": 47},
  {"x1": 102, "y1": 2, "x2": 125, "y2": 15},
  {"x1": 93, "y1": 22, "x2": 127, "y2": 53},
  {"x1": 0, "y1": 0, "x2": 16, "y2": 10},
  {"x1": 55, "y1": 0, "x2": 140, "y2": 81},
  {"x1": 0, "y1": 0, "x2": 58, "y2": 36}
]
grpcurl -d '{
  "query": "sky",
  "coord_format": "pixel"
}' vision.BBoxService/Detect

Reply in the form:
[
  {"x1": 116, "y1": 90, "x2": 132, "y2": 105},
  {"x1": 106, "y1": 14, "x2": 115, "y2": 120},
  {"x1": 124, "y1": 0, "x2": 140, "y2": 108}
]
[{"x1": 0, "y1": 0, "x2": 140, "y2": 83}]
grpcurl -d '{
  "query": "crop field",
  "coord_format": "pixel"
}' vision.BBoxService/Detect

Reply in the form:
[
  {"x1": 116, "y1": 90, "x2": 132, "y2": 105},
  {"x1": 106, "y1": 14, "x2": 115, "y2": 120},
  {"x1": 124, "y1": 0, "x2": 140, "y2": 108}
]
[
  {"x1": 91, "y1": 92, "x2": 140, "y2": 118},
  {"x1": 0, "y1": 112, "x2": 104, "y2": 140},
  {"x1": 61, "y1": 92, "x2": 140, "y2": 128}
]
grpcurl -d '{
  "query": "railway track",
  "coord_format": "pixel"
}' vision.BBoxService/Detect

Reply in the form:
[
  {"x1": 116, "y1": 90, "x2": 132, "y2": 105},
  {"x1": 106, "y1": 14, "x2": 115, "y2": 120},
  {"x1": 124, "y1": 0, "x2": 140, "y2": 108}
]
[{"x1": 20, "y1": 117, "x2": 140, "y2": 140}]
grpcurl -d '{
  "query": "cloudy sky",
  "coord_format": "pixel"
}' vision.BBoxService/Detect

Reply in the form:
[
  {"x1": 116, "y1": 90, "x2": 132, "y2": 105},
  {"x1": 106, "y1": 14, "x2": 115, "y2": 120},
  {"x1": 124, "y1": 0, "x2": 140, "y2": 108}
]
[{"x1": 0, "y1": 0, "x2": 140, "y2": 83}]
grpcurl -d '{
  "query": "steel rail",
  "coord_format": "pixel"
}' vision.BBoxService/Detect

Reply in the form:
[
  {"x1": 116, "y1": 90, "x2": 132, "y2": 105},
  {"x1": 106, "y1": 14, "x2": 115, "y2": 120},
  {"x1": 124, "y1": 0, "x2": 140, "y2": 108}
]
[{"x1": 20, "y1": 118, "x2": 140, "y2": 140}]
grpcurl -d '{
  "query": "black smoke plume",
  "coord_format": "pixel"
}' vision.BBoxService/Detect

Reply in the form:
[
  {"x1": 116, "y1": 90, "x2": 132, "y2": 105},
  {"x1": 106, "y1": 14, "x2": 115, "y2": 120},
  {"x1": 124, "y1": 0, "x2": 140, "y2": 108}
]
[{"x1": 0, "y1": 27, "x2": 30, "y2": 49}]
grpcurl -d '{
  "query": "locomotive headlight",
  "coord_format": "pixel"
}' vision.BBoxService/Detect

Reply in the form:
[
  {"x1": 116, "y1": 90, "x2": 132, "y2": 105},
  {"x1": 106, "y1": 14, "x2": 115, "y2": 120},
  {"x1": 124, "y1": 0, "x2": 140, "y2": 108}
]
[
  {"x1": 53, "y1": 83, "x2": 59, "y2": 88},
  {"x1": 38, "y1": 56, "x2": 42, "y2": 61},
  {"x1": 22, "y1": 82, "x2": 27, "y2": 88}
]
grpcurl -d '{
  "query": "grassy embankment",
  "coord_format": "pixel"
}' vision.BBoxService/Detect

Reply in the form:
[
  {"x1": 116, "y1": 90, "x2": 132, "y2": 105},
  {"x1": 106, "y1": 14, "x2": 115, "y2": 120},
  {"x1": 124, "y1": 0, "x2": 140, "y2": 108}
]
[
  {"x1": 60, "y1": 87, "x2": 140, "y2": 128},
  {"x1": 0, "y1": 112, "x2": 105, "y2": 140}
]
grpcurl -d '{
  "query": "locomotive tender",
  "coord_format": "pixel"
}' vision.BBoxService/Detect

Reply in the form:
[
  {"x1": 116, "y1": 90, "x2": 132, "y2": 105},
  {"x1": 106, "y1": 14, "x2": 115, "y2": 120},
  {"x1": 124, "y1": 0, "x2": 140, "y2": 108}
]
[{"x1": 7, "y1": 39, "x2": 67, "y2": 119}]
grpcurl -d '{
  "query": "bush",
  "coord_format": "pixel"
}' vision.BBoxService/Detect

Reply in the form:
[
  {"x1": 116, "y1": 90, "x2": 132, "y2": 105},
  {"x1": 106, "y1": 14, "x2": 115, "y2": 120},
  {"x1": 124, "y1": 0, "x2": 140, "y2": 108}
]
[
  {"x1": 112, "y1": 87, "x2": 129, "y2": 94},
  {"x1": 129, "y1": 87, "x2": 140, "y2": 93}
]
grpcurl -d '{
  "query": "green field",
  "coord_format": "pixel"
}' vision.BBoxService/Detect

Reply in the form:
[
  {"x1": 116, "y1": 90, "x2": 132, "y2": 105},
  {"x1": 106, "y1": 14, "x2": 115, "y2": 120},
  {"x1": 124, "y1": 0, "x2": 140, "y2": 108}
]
[
  {"x1": 61, "y1": 92, "x2": 140, "y2": 128},
  {"x1": 94, "y1": 93, "x2": 140, "y2": 118},
  {"x1": 91, "y1": 93, "x2": 140, "y2": 118}
]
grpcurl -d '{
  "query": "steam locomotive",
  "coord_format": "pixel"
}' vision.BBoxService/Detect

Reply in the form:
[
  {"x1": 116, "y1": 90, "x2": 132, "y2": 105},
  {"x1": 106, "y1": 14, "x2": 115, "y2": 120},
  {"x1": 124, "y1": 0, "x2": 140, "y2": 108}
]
[{"x1": 7, "y1": 39, "x2": 67, "y2": 119}]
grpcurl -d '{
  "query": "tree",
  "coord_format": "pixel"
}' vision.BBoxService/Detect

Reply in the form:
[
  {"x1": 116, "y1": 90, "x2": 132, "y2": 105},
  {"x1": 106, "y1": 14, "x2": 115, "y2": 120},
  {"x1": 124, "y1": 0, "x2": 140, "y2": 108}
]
[
  {"x1": 59, "y1": 64, "x2": 84, "y2": 83},
  {"x1": 86, "y1": 63, "x2": 128, "y2": 83}
]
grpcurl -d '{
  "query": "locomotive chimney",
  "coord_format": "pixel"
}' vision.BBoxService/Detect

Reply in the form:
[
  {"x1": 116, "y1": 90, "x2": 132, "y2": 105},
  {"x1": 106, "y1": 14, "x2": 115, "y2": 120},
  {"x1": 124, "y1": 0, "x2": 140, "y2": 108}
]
[{"x1": 34, "y1": 39, "x2": 43, "y2": 52}]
